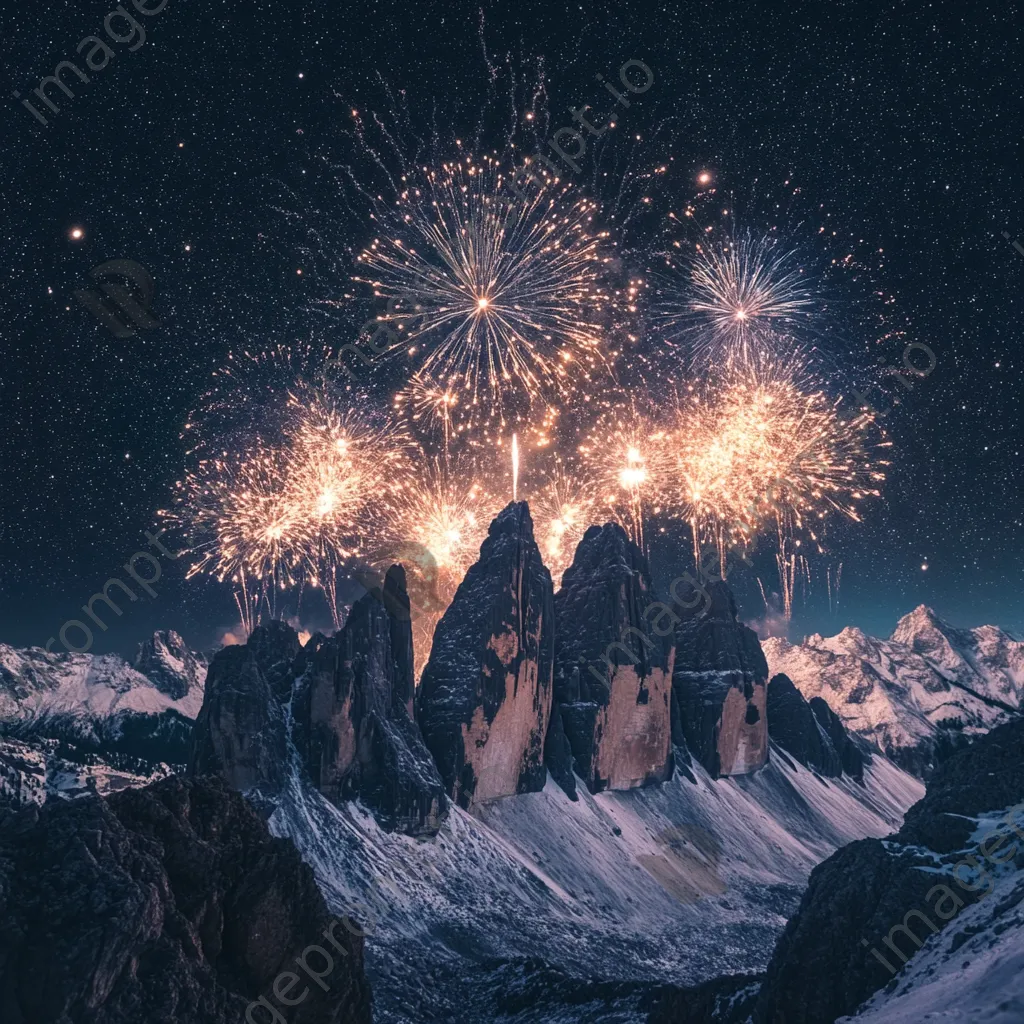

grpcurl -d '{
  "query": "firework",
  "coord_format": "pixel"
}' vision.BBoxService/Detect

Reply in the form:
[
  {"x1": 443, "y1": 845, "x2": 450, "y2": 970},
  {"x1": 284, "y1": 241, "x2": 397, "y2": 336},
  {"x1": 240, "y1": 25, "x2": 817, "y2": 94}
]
[
  {"x1": 386, "y1": 456, "x2": 498, "y2": 676},
  {"x1": 283, "y1": 393, "x2": 412, "y2": 625},
  {"x1": 670, "y1": 354, "x2": 889, "y2": 614},
  {"x1": 659, "y1": 231, "x2": 817, "y2": 368},
  {"x1": 167, "y1": 371, "x2": 412, "y2": 633},
  {"x1": 526, "y1": 465, "x2": 600, "y2": 585},
  {"x1": 577, "y1": 405, "x2": 671, "y2": 550},
  {"x1": 354, "y1": 154, "x2": 612, "y2": 437}
]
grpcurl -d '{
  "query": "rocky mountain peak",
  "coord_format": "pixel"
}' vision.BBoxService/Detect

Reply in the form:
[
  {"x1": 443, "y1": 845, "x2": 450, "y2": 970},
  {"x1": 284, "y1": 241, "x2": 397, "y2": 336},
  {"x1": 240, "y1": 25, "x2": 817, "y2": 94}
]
[
  {"x1": 416, "y1": 500, "x2": 555, "y2": 809},
  {"x1": 890, "y1": 603, "x2": 945, "y2": 643},
  {"x1": 673, "y1": 578, "x2": 769, "y2": 778},
  {"x1": 547, "y1": 522, "x2": 674, "y2": 796},
  {"x1": 133, "y1": 629, "x2": 207, "y2": 701}
]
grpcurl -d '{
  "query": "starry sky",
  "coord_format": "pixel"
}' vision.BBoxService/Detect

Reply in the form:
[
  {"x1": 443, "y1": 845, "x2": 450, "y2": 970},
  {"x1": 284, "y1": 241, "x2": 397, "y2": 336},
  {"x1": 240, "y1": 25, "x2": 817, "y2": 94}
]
[{"x1": 1, "y1": 0, "x2": 1022, "y2": 657}]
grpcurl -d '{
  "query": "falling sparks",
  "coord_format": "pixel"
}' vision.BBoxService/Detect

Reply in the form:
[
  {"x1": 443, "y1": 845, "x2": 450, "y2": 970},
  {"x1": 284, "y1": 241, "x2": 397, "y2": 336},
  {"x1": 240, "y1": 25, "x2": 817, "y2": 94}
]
[
  {"x1": 668, "y1": 354, "x2": 889, "y2": 610},
  {"x1": 526, "y1": 465, "x2": 599, "y2": 585}
]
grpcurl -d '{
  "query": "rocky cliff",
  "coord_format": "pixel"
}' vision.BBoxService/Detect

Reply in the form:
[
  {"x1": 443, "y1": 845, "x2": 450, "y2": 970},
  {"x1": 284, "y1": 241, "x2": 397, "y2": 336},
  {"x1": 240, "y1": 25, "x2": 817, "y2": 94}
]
[
  {"x1": 0, "y1": 775, "x2": 372, "y2": 1024},
  {"x1": 292, "y1": 566, "x2": 446, "y2": 836},
  {"x1": 416, "y1": 502, "x2": 555, "y2": 809},
  {"x1": 766, "y1": 672, "x2": 866, "y2": 781},
  {"x1": 547, "y1": 523, "x2": 674, "y2": 795},
  {"x1": 672, "y1": 580, "x2": 768, "y2": 778},
  {"x1": 190, "y1": 568, "x2": 446, "y2": 837}
]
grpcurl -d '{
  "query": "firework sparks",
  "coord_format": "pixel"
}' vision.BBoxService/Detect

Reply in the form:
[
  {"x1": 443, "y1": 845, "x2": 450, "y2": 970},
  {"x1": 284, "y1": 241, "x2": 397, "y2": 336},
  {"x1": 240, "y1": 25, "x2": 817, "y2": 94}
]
[
  {"x1": 526, "y1": 465, "x2": 600, "y2": 585},
  {"x1": 387, "y1": 457, "x2": 498, "y2": 676},
  {"x1": 578, "y1": 406, "x2": 671, "y2": 550},
  {"x1": 659, "y1": 231, "x2": 817, "y2": 368},
  {"x1": 167, "y1": 373, "x2": 411, "y2": 634},
  {"x1": 670, "y1": 354, "x2": 889, "y2": 613},
  {"x1": 354, "y1": 154, "x2": 612, "y2": 437}
]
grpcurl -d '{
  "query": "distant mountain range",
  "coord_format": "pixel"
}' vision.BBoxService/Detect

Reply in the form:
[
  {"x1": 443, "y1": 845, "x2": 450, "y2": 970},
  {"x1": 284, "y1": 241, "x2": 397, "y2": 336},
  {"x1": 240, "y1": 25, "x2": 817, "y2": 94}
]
[
  {"x1": 0, "y1": 630, "x2": 206, "y2": 804},
  {"x1": 764, "y1": 604, "x2": 1024, "y2": 776}
]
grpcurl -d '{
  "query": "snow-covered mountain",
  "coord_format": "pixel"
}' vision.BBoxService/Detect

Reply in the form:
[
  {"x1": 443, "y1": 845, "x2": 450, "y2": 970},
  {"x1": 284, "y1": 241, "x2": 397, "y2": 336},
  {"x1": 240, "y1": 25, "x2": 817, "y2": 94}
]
[
  {"x1": 269, "y1": 735, "x2": 921, "y2": 1023},
  {"x1": 763, "y1": 605, "x2": 1024, "y2": 776},
  {"x1": 0, "y1": 630, "x2": 206, "y2": 805}
]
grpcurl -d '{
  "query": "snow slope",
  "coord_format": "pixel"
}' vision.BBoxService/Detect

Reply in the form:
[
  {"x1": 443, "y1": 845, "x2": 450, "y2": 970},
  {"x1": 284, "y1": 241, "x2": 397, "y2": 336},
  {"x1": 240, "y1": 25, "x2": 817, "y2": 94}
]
[
  {"x1": 840, "y1": 815, "x2": 1024, "y2": 1024},
  {"x1": 268, "y1": 746, "x2": 922, "y2": 1024},
  {"x1": 763, "y1": 606, "x2": 1024, "y2": 775}
]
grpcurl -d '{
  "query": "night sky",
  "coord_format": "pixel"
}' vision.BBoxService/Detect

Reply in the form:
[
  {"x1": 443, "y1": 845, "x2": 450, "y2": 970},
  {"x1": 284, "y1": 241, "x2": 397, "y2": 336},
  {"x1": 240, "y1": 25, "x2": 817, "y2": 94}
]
[{"x1": 2, "y1": 0, "x2": 1022, "y2": 658}]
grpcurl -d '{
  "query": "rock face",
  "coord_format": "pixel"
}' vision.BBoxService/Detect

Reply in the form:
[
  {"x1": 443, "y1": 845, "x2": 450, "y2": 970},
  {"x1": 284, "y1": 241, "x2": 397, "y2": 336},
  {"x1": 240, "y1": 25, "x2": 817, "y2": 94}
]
[
  {"x1": 0, "y1": 775, "x2": 372, "y2": 1024},
  {"x1": 809, "y1": 695, "x2": 866, "y2": 781},
  {"x1": 134, "y1": 630, "x2": 209, "y2": 701},
  {"x1": 292, "y1": 566, "x2": 447, "y2": 836},
  {"x1": 763, "y1": 606, "x2": 1024, "y2": 777},
  {"x1": 672, "y1": 580, "x2": 768, "y2": 778},
  {"x1": 190, "y1": 568, "x2": 447, "y2": 837},
  {"x1": 417, "y1": 502, "x2": 555, "y2": 810},
  {"x1": 752, "y1": 717, "x2": 1024, "y2": 1024},
  {"x1": 766, "y1": 673, "x2": 842, "y2": 777},
  {"x1": 548, "y1": 523, "x2": 674, "y2": 795},
  {"x1": 189, "y1": 621, "x2": 296, "y2": 798}
]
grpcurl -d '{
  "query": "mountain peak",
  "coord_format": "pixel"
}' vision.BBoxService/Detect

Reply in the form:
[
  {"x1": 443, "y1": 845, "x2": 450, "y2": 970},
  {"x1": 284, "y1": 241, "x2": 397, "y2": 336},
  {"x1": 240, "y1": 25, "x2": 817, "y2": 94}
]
[{"x1": 890, "y1": 604, "x2": 944, "y2": 641}]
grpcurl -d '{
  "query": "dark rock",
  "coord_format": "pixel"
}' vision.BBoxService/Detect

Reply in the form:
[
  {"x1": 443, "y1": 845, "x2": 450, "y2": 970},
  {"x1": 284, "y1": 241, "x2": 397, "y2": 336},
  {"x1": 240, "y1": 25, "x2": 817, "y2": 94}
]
[
  {"x1": 0, "y1": 775, "x2": 372, "y2": 1024},
  {"x1": 542, "y1": 705, "x2": 577, "y2": 801},
  {"x1": 134, "y1": 630, "x2": 207, "y2": 702},
  {"x1": 672, "y1": 580, "x2": 768, "y2": 777},
  {"x1": 188, "y1": 625, "x2": 294, "y2": 798},
  {"x1": 646, "y1": 972, "x2": 762, "y2": 1024},
  {"x1": 190, "y1": 572, "x2": 447, "y2": 837},
  {"x1": 417, "y1": 502, "x2": 555, "y2": 809},
  {"x1": 293, "y1": 568, "x2": 447, "y2": 837},
  {"x1": 752, "y1": 717, "x2": 1024, "y2": 1024},
  {"x1": 548, "y1": 524, "x2": 674, "y2": 794},
  {"x1": 809, "y1": 695, "x2": 867, "y2": 782},
  {"x1": 766, "y1": 673, "x2": 842, "y2": 777}
]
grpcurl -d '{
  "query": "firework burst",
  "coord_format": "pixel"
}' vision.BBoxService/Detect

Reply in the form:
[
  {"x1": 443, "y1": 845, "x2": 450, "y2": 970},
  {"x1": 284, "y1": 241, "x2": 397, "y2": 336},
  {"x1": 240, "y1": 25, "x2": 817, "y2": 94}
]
[
  {"x1": 670, "y1": 354, "x2": 889, "y2": 614},
  {"x1": 658, "y1": 231, "x2": 817, "y2": 368},
  {"x1": 354, "y1": 154, "x2": 613, "y2": 438},
  {"x1": 526, "y1": 464, "x2": 600, "y2": 585},
  {"x1": 577, "y1": 405, "x2": 671, "y2": 550},
  {"x1": 167, "y1": 370, "x2": 412, "y2": 633}
]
